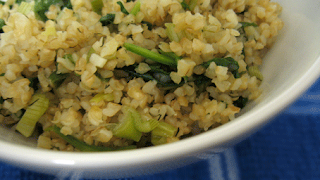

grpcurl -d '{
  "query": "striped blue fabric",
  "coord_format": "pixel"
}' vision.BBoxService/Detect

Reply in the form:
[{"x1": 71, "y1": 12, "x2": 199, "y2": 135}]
[{"x1": 0, "y1": 78, "x2": 319, "y2": 179}]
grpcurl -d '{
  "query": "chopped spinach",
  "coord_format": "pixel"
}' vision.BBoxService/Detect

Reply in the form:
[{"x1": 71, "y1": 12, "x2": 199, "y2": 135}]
[
  {"x1": 100, "y1": 14, "x2": 116, "y2": 26},
  {"x1": 233, "y1": 96, "x2": 248, "y2": 108}
]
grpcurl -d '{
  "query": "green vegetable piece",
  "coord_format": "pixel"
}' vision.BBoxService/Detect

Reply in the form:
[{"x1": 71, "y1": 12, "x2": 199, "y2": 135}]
[
  {"x1": 202, "y1": 57, "x2": 240, "y2": 78},
  {"x1": 62, "y1": 0, "x2": 72, "y2": 9},
  {"x1": 0, "y1": 96, "x2": 4, "y2": 104},
  {"x1": 188, "y1": 0, "x2": 197, "y2": 11},
  {"x1": 117, "y1": 1, "x2": 129, "y2": 15},
  {"x1": 112, "y1": 108, "x2": 142, "y2": 142},
  {"x1": 158, "y1": 50, "x2": 182, "y2": 62},
  {"x1": 91, "y1": 0, "x2": 103, "y2": 15},
  {"x1": 165, "y1": 23, "x2": 180, "y2": 42},
  {"x1": 239, "y1": 22, "x2": 258, "y2": 28},
  {"x1": 233, "y1": 96, "x2": 248, "y2": 109},
  {"x1": 90, "y1": 93, "x2": 114, "y2": 103},
  {"x1": 16, "y1": 94, "x2": 49, "y2": 137},
  {"x1": 17, "y1": 1, "x2": 34, "y2": 15},
  {"x1": 0, "y1": 73, "x2": 4, "y2": 76},
  {"x1": 123, "y1": 43, "x2": 177, "y2": 67},
  {"x1": 100, "y1": 13, "x2": 115, "y2": 26},
  {"x1": 34, "y1": 0, "x2": 62, "y2": 21},
  {"x1": 151, "y1": 121, "x2": 177, "y2": 138},
  {"x1": 49, "y1": 71, "x2": 69, "y2": 88},
  {"x1": 63, "y1": 54, "x2": 75, "y2": 65},
  {"x1": 0, "y1": 19, "x2": 5, "y2": 33},
  {"x1": 124, "y1": 106, "x2": 159, "y2": 133},
  {"x1": 15, "y1": 0, "x2": 25, "y2": 5},
  {"x1": 130, "y1": 1, "x2": 140, "y2": 16},
  {"x1": 28, "y1": 77, "x2": 39, "y2": 91},
  {"x1": 248, "y1": 65, "x2": 263, "y2": 80},
  {"x1": 46, "y1": 125, "x2": 136, "y2": 151},
  {"x1": 141, "y1": 21, "x2": 152, "y2": 30},
  {"x1": 181, "y1": 0, "x2": 190, "y2": 11},
  {"x1": 151, "y1": 134, "x2": 167, "y2": 145}
]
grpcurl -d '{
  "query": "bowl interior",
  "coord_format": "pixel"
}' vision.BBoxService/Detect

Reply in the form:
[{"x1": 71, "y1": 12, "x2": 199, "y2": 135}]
[{"x1": 0, "y1": 0, "x2": 319, "y2": 177}]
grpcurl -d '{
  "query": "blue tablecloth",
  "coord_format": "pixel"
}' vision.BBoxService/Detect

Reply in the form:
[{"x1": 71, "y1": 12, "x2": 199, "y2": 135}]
[{"x1": 1, "y1": 78, "x2": 319, "y2": 180}]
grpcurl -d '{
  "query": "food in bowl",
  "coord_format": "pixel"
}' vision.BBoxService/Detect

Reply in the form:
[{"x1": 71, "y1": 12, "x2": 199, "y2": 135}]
[{"x1": 0, "y1": 0, "x2": 283, "y2": 151}]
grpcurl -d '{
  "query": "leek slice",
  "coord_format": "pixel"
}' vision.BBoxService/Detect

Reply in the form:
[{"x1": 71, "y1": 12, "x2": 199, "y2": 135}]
[
  {"x1": 165, "y1": 23, "x2": 180, "y2": 42},
  {"x1": 112, "y1": 108, "x2": 142, "y2": 142},
  {"x1": 248, "y1": 65, "x2": 263, "y2": 81},
  {"x1": 46, "y1": 125, "x2": 136, "y2": 151},
  {"x1": 124, "y1": 106, "x2": 159, "y2": 133},
  {"x1": 90, "y1": 93, "x2": 114, "y2": 103},
  {"x1": 151, "y1": 134, "x2": 167, "y2": 145},
  {"x1": 17, "y1": 1, "x2": 34, "y2": 15},
  {"x1": 130, "y1": 1, "x2": 140, "y2": 16},
  {"x1": 16, "y1": 94, "x2": 49, "y2": 137},
  {"x1": 151, "y1": 121, "x2": 177, "y2": 138}
]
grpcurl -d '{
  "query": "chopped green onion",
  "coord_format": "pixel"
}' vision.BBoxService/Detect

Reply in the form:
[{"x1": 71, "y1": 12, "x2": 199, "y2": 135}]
[
  {"x1": 0, "y1": 19, "x2": 5, "y2": 33},
  {"x1": 91, "y1": 0, "x2": 103, "y2": 15},
  {"x1": 100, "y1": 13, "x2": 115, "y2": 26},
  {"x1": 165, "y1": 23, "x2": 180, "y2": 42},
  {"x1": 45, "y1": 125, "x2": 136, "y2": 151},
  {"x1": 112, "y1": 108, "x2": 142, "y2": 142},
  {"x1": 188, "y1": 0, "x2": 197, "y2": 11},
  {"x1": 0, "y1": 73, "x2": 4, "y2": 76},
  {"x1": 123, "y1": 43, "x2": 177, "y2": 67},
  {"x1": 49, "y1": 71, "x2": 69, "y2": 88},
  {"x1": 130, "y1": 1, "x2": 140, "y2": 16},
  {"x1": 17, "y1": 1, "x2": 34, "y2": 15},
  {"x1": 158, "y1": 50, "x2": 182, "y2": 61},
  {"x1": 239, "y1": 22, "x2": 258, "y2": 28},
  {"x1": 28, "y1": 77, "x2": 39, "y2": 91},
  {"x1": 124, "y1": 106, "x2": 159, "y2": 133},
  {"x1": 16, "y1": 94, "x2": 49, "y2": 137},
  {"x1": 34, "y1": 0, "x2": 61, "y2": 21},
  {"x1": 248, "y1": 65, "x2": 263, "y2": 80},
  {"x1": 117, "y1": 1, "x2": 129, "y2": 15},
  {"x1": 151, "y1": 134, "x2": 167, "y2": 145},
  {"x1": 90, "y1": 93, "x2": 114, "y2": 103},
  {"x1": 151, "y1": 121, "x2": 177, "y2": 138}
]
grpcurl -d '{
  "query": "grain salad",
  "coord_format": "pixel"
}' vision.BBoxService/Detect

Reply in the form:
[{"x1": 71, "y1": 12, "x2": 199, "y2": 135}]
[{"x1": 0, "y1": 0, "x2": 283, "y2": 151}]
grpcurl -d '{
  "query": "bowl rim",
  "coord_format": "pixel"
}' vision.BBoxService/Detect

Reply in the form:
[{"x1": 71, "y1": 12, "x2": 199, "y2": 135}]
[{"x1": 0, "y1": 53, "x2": 319, "y2": 170}]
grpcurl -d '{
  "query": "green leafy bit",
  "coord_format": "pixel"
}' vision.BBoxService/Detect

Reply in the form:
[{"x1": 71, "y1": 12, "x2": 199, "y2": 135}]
[
  {"x1": 233, "y1": 96, "x2": 248, "y2": 109},
  {"x1": 117, "y1": 1, "x2": 129, "y2": 15},
  {"x1": 90, "y1": 93, "x2": 114, "y2": 103},
  {"x1": 0, "y1": 96, "x2": 3, "y2": 104},
  {"x1": 181, "y1": 0, "x2": 190, "y2": 11},
  {"x1": 49, "y1": 71, "x2": 70, "y2": 88},
  {"x1": 0, "y1": 19, "x2": 5, "y2": 33},
  {"x1": 100, "y1": 13, "x2": 115, "y2": 26},
  {"x1": 201, "y1": 57, "x2": 240, "y2": 78},
  {"x1": 91, "y1": 0, "x2": 103, "y2": 15},
  {"x1": 158, "y1": 49, "x2": 182, "y2": 62},
  {"x1": 123, "y1": 43, "x2": 177, "y2": 67},
  {"x1": 34, "y1": 0, "x2": 61, "y2": 21},
  {"x1": 46, "y1": 125, "x2": 136, "y2": 151},
  {"x1": 16, "y1": 94, "x2": 49, "y2": 137},
  {"x1": 0, "y1": 73, "x2": 4, "y2": 76},
  {"x1": 63, "y1": 54, "x2": 75, "y2": 65},
  {"x1": 0, "y1": 0, "x2": 5, "y2": 5},
  {"x1": 239, "y1": 22, "x2": 258, "y2": 28},
  {"x1": 248, "y1": 65, "x2": 263, "y2": 80},
  {"x1": 188, "y1": 0, "x2": 198, "y2": 11},
  {"x1": 130, "y1": 0, "x2": 140, "y2": 16},
  {"x1": 28, "y1": 77, "x2": 39, "y2": 91}
]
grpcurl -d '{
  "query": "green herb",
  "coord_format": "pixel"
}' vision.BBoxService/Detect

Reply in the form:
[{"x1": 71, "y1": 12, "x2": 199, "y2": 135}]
[
  {"x1": 100, "y1": 13, "x2": 115, "y2": 26},
  {"x1": 0, "y1": 19, "x2": 5, "y2": 33},
  {"x1": 117, "y1": 1, "x2": 129, "y2": 15},
  {"x1": 0, "y1": 1, "x2": 5, "y2": 5},
  {"x1": 151, "y1": 121, "x2": 177, "y2": 138},
  {"x1": 123, "y1": 43, "x2": 177, "y2": 67},
  {"x1": 34, "y1": 0, "x2": 59, "y2": 21},
  {"x1": 201, "y1": 57, "x2": 240, "y2": 78},
  {"x1": 0, "y1": 96, "x2": 3, "y2": 104},
  {"x1": 239, "y1": 22, "x2": 258, "y2": 28},
  {"x1": 91, "y1": 0, "x2": 103, "y2": 15},
  {"x1": 158, "y1": 49, "x2": 182, "y2": 62},
  {"x1": 16, "y1": 94, "x2": 49, "y2": 137},
  {"x1": 141, "y1": 21, "x2": 152, "y2": 30},
  {"x1": 181, "y1": 0, "x2": 190, "y2": 11},
  {"x1": 0, "y1": 73, "x2": 4, "y2": 76},
  {"x1": 63, "y1": 54, "x2": 75, "y2": 65},
  {"x1": 48, "y1": 71, "x2": 69, "y2": 88},
  {"x1": 46, "y1": 125, "x2": 137, "y2": 151},
  {"x1": 165, "y1": 23, "x2": 180, "y2": 42},
  {"x1": 233, "y1": 96, "x2": 248, "y2": 108},
  {"x1": 248, "y1": 65, "x2": 263, "y2": 80}
]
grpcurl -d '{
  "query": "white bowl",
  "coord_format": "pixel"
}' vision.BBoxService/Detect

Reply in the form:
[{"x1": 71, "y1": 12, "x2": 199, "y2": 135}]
[{"x1": 0, "y1": 0, "x2": 320, "y2": 178}]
